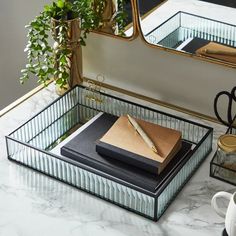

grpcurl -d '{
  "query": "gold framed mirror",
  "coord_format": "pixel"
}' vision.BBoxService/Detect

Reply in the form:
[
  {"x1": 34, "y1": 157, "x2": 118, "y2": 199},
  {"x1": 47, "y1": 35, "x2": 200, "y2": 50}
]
[
  {"x1": 93, "y1": 0, "x2": 136, "y2": 40},
  {"x1": 137, "y1": 0, "x2": 236, "y2": 67}
]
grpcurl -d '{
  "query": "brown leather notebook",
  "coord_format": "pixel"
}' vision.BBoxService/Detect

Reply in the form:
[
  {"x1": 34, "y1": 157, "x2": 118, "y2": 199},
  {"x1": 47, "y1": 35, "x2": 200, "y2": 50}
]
[
  {"x1": 196, "y1": 42, "x2": 236, "y2": 64},
  {"x1": 96, "y1": 116, "x2": 182, "y2": 174}
]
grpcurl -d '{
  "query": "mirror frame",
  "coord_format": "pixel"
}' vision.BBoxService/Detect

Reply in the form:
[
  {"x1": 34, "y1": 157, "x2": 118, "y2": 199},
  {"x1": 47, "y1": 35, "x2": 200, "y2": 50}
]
[{"x1": 134, "y1": 0, "x2": 236, "y2": 69}]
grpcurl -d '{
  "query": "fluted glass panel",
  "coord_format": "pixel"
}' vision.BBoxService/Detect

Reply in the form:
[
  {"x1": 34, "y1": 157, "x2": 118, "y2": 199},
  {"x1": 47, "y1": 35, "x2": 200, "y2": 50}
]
[
  {"x1": 147, "y1": 11, "x2": 236, "y2": 49},
  {"x1": 6, "y1": 138, "x2": 155, "y2": 218},
  {"x1": 145, "y1": 12, "x2": 180, "y2": 47},
  {"x1": 157, "y1": 133, "x2": 212, "y2": 218},
  {"x1": 6, "y1": 86, "x2": 213, "y2": 220}
]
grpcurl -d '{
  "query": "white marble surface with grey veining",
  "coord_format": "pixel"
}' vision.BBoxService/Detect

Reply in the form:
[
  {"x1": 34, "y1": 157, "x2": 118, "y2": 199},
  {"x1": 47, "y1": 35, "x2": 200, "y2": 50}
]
[
  {"x1": 0, "y1": 84, "x2": 235, "y2": 236},
  {"x1": 140, "y1": 0, "x2": 236, "y2": 35}
]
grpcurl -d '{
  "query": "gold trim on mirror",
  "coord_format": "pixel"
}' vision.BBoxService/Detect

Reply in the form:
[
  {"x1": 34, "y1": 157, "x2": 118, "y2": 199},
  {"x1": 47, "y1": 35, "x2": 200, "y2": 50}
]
[
  {"x1": 92, "y1": 0, "x2": 138, "y2": 41},
  {"x1": 135, "y1": 0, "x2": 236, "y2": 69},
  {"x1": 83, "y1": 77, "x2": 221, "y2": 124}
]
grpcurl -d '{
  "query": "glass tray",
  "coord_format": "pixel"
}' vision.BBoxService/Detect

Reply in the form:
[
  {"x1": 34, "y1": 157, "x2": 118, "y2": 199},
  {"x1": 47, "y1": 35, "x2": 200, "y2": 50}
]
[
  {"x1": 146, "y1": 11, "x2": 236, "y2": 49},
  {"x1": 210, "y1": 118, "x2": 236, "y2": 186},
  {"x1": 6, "y1": 85, "x2": 213, "y2": 221}
]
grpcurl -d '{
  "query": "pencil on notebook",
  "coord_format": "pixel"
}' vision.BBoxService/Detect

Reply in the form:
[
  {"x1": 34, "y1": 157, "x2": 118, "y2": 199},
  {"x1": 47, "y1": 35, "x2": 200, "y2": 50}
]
[{"x1": 127, "y1": 114, "x2": 161, "y2": 156}]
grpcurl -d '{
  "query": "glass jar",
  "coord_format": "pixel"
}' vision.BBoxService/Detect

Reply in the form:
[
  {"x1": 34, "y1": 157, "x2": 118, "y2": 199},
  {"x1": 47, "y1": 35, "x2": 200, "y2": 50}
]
[{"x1": 217, "y1": 134, "x2": 236, "y2": 173}]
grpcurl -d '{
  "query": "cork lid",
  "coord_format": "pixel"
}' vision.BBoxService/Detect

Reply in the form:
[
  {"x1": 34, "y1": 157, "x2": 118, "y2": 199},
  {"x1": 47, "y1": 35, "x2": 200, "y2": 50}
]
[{"x1": 217, "y1": 134, "x2": 236, "y2": 153}]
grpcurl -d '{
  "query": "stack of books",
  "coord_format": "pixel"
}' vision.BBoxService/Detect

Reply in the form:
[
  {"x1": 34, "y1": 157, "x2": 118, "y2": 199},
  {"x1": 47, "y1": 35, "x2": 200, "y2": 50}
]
[{"x1": 60, "y1": 113, "x2": 192, "y2": 192}]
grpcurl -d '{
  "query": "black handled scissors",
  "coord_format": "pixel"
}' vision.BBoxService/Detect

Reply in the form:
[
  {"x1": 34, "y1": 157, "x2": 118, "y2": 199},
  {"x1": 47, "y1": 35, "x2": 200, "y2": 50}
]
[{"x1": 214, "y1": 86, "x2": 236, "y2": 127}]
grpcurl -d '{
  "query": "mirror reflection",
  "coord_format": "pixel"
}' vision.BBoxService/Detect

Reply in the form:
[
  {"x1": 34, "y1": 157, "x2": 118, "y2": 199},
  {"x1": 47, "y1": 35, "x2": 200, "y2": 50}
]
[
  {"x1": 138, "y1": 0, "x2": 236, "y2": 64},
  {"x1": 94, "y1": 0, "x2": 133, "y2": 38}
]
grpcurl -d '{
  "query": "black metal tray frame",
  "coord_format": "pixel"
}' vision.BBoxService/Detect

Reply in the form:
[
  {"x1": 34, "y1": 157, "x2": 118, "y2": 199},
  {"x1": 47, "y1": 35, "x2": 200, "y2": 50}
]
[{"x1": 6, "y1": 85, "x2": 213, "y2": 221}]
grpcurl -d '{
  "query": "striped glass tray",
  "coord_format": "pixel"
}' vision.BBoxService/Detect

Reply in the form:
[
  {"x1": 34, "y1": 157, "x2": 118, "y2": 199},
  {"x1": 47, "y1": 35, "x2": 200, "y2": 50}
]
[
  {"x1": 146, "y1": 11, "x2": 236, "y2": 49},
  {"x1": 6, "y1": 85, "x2": 213, "y2": 221}
]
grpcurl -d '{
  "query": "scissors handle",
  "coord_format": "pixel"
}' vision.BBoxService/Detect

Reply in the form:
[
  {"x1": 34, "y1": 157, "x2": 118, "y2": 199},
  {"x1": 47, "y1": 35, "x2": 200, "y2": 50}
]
[{"x1": 214, "y1": 86, "x2": 236, "y2": 127}]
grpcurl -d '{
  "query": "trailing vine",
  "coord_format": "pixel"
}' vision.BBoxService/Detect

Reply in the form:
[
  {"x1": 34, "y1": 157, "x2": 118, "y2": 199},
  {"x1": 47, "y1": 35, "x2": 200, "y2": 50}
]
[{"x1": 20, "y1": 0, "x2": 128, "y2": 88}]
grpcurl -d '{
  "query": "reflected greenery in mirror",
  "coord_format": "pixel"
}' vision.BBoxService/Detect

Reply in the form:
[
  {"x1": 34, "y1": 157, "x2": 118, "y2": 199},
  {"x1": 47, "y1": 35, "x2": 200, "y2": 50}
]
[
  {"x1": 94, "y1": 0, "x2": 133, "y2": 37},
  {"x1": 138, "y1": 0, "x2": 236, "y2": 65}
]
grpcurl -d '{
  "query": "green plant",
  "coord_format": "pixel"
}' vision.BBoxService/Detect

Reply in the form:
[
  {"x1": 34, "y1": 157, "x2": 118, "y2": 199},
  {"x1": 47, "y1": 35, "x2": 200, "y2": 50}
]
[
  {"x1": 115, "y1": 0, "x2": 129, "y2": 36},
  {"x1": 93, "y1": 0, "x2": 128, "y2": 36},
  {"x1": 20, "y1": 0, "x2": 128, "y2": 88},
  {"x1": 20, "y1": 0, "x2": 104, "y2": 88}
]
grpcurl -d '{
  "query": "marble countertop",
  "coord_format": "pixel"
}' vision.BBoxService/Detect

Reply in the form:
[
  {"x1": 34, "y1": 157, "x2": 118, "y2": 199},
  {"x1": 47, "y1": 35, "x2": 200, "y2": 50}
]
[
  {"x1": 0, "y1": 84, "x2": 235, "y2": 236},
  {"x1": 141, "y1": 0, "x2": 236, "y2": 35}
]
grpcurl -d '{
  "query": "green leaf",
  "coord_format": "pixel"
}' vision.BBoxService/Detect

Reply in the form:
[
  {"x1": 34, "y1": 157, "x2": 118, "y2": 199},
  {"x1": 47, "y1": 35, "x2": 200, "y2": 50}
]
[
  {"x1": 21, "y1": 69, "x2": 28, "y2": 73},
  {"x1": 47, "y1": 67, "x2": 55, "y2": 74},
  {"x1": 62, "y1": 71, "x2": 69, "y2": 79},
  {"x1": 59, "y1": 55, "x2": 67, "y2": 64},
  {"x1": 44, "y1": 5, "x2": 51, "y2": 12},
  {"x1": 30, "y1": 21, "x2": 40, "y2": 29},
  {"x1": 56, "y1": 77, "x2": 63, "y2": 84},
  {"x1": 56, "y1": 0, "x2": 65, "y2": 9}
]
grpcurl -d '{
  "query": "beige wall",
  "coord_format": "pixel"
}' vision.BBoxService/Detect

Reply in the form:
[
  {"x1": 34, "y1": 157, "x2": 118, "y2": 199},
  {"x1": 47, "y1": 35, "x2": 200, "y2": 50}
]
[
  {"x1": 0, "y1": 0, "x2": 50, "y2": 110},
  {"x1": 1, "y1": 1, "x2": 235, "y2": 118},
  {"x1": 83, "y1": 33, "x2": 236, "y2": 118}
]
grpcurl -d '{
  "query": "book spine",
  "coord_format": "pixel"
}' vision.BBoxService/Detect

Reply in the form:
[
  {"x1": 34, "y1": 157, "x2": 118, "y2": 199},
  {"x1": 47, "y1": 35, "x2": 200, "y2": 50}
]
[{"x1": 96, "y1": 142, "x2": 158, "y2": 175}]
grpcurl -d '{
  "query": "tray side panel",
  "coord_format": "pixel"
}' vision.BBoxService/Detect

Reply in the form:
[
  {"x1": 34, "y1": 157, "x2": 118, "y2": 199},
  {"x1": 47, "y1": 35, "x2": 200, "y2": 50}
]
[
  {"x1": 6, "y1": 86, "x2": 213, "y2": 220},
  {"x1": 6, "y1": 137, "x2": 155, "y2": 219},
  {"x1": 157, "y1": 131, "x2": 213, "y2": 219}
]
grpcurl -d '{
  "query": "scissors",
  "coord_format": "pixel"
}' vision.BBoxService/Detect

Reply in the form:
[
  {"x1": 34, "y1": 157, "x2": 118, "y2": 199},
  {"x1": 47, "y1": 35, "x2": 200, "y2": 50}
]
[{"x1": 214, "y1": 86, "x2": 236, "y2": 127}]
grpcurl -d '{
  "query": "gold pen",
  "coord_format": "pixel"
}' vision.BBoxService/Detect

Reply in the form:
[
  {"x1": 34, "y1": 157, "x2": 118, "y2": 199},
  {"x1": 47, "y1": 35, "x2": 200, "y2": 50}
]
[{"x1": 127, "y1": 114, "x2": 161, "y2": 155}]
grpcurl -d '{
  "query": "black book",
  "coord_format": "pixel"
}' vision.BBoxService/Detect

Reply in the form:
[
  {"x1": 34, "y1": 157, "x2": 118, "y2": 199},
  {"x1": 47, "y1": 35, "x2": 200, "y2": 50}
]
[
  {"x1": 60, "y1": 113, "x2": 192, "y2": 192},
  {"x1": 181, "y1": 38, "x2": 209, "y2": 54}
]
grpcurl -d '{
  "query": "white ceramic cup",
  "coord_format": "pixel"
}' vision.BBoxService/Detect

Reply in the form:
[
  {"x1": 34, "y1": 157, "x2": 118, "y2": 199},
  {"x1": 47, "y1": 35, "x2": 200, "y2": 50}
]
[{"x1": 211, "y1": 191, "x2": 236, "y2": 236}]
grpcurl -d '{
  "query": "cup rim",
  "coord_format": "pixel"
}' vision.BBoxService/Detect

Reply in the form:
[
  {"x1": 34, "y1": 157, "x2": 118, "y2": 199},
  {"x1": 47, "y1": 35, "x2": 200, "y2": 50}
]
[{"x1": 233, "y1": 192, "x2": 236, "y2": 204}]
